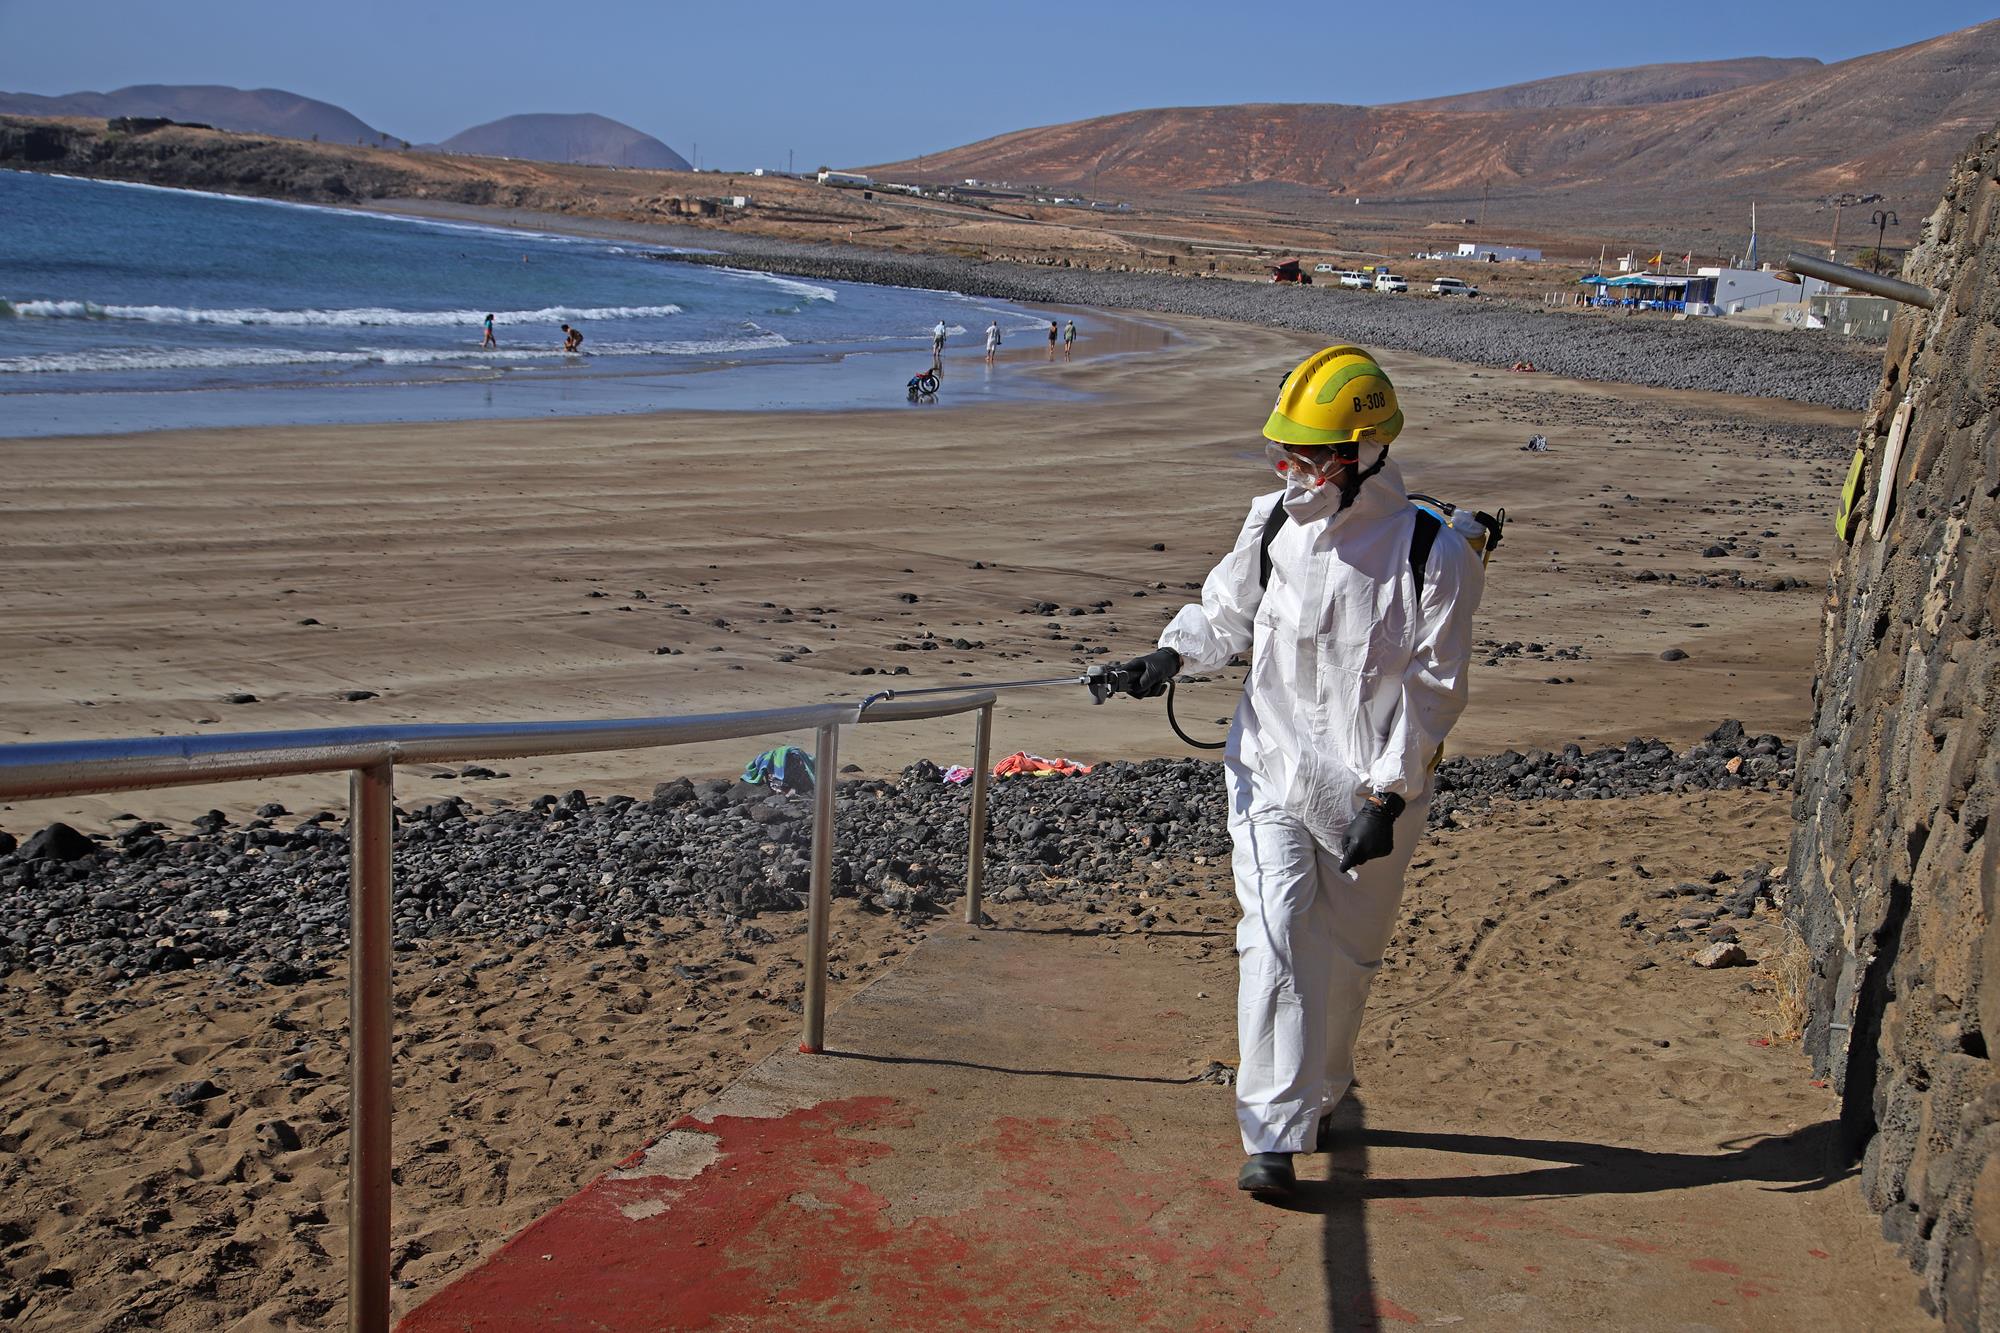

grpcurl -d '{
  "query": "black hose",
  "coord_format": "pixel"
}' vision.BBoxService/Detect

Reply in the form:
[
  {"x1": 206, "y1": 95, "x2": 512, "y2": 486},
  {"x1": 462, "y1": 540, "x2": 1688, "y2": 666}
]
[{"x1": 1165, "y1": 678, "x2": 1227, "y2": 750}]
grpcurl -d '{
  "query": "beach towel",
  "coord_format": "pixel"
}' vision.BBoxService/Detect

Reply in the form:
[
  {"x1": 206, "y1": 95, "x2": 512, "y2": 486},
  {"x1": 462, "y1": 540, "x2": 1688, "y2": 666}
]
[
  {"x1": 992, "y1": 751, "x2": 1093, "y2": 778},
  {"x1": 742, "y1": 745, "x2": 816, "y2": 794}
]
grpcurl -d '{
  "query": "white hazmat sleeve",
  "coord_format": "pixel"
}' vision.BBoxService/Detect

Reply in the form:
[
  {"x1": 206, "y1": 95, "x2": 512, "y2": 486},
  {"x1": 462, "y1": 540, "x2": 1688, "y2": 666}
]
[{"x1": 1156, "y1": 493, "x2": 1280, "y2": 670}]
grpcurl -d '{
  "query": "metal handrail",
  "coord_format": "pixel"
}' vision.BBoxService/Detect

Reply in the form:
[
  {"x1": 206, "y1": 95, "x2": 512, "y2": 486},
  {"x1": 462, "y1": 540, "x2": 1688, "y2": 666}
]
[
  {"x1": 1779, "y1": 250, "x2": 1938, "y2": 310},
  {"x1": 0, "y1": 691, "x2": 1000, "y2": 1333}
]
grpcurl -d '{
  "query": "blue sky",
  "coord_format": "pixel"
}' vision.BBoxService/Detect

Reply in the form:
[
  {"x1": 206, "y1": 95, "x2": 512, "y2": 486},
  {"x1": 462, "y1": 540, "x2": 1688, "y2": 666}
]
[{"x1": 0, "y1": 1, "x2": 1990, "y2": 169}]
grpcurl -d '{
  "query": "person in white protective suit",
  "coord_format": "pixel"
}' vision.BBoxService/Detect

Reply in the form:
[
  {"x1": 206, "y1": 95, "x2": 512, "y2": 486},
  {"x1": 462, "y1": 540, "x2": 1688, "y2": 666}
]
[{"x1": 1102, "y1": 345, "x2": 1486, "y2": 1200}]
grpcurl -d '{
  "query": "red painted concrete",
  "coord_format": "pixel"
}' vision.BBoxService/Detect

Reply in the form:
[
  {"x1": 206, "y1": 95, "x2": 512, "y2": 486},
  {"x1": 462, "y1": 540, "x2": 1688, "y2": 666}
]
[
  {"x1": 402, "y1": 925, "x2": 1933, "y2": 1332},
  {"x1": 404, "y1": 1093, "x2": 1282, "y2": 1331}
]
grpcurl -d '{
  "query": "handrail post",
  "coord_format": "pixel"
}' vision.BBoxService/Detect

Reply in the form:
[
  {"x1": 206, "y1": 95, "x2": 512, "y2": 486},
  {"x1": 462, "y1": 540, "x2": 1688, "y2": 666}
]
[
  {"x1": 966, "y1": 702, "x2": 994, "y2": 926},
  {"x1": 801, "y1": 723, "x2": 839, "y2": 1053},
  {"x1": 348, "y1": 761, "x2": 394, "y2": 1333}
]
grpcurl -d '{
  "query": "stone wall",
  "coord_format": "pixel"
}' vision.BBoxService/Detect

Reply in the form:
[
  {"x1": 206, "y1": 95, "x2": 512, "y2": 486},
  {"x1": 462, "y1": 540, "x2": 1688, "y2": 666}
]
[{"x1": 1788, "y1": 127, "x2": 2000, "y2": 1328}]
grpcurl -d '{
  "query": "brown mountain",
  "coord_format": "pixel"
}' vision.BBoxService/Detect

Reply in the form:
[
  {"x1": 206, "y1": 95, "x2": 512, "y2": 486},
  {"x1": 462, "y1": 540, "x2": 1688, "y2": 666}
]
[
  {"x1": 870, "y1": 20, "x2": 1998, "y2": 210},
  {"x1": 1395, "y1": 56, "x2": 1822, "y2": 111},
  {"x1": 433, "y1": 113, "x2": 690, "y2": 171},
  {"x1": 0, "y1": 84, "x2": 394, "y2": 145}
]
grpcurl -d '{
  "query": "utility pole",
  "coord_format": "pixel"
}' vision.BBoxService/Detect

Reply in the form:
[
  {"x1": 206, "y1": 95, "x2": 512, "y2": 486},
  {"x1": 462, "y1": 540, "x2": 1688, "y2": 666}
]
[
  {"x1": 1829, "y1": 202, "x2": 1842, "y2": 260},
  {"x1": 1482, "y1": 177, "x2": 1490, "y2": 226},
  {"x1": 693, "y1": 142, "x2": 699, "y2": 172},
  {"x1": 788, "y1": 148, "x2": 794, "y2": 176},
  {"x1": 1870, "y1": 209, "x2": 1899, "y2": 273}
]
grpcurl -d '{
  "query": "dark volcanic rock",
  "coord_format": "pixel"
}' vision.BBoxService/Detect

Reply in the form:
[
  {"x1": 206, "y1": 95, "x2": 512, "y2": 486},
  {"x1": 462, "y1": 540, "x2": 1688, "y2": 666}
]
[
  {"x1": 20, "y1": 823, "x2": 95, "y2": 862},
  {"x1": 166, "y1": 1078, "x2": 223, "y2": 1107},
  {"x1": 0, "y1": 724, "x2": 1791, "y2": 985}
]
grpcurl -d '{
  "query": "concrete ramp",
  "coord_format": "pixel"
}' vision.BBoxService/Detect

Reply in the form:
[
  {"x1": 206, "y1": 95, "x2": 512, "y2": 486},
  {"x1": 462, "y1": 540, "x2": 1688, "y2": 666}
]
[{"x1": 402, "y1": 923, "x2": 1928, "y2": 1330}]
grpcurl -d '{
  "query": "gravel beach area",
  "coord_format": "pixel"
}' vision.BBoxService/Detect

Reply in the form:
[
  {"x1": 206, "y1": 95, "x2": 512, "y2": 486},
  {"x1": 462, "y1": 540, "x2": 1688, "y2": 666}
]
[
  {"x1": 0, "y1": 721, "x2": 1791, "y2": 985},
  {"x1": 661, "y1": 241, "x2": 1882, "y2": 410}
]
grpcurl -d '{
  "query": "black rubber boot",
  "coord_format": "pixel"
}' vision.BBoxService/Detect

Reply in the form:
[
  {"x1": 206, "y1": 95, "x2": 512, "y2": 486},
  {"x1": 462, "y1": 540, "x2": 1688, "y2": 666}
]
[
  {"x1": 1237, "y1": 1152, "x2": 1296, "y2": 1199},
  {"x1": 1315, "y1": 1115, "x2": 1336, "y2": 1154}
]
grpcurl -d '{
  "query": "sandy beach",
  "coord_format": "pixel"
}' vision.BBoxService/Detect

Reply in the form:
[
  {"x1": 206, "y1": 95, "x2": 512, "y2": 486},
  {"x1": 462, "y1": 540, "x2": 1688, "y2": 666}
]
[
  {"x1": 1, "y1": 310, "x2": 1852, "y2": 835},
  {"x1": 0, "y1": 294, "x2": 1888, "y2": 1328}
]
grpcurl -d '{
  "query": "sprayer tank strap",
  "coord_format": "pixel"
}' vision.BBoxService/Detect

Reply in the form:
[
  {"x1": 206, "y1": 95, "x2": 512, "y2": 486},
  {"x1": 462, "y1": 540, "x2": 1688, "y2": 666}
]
[{"x1": 1258, "y1": 502, "x2": 1439, "y2": 595}]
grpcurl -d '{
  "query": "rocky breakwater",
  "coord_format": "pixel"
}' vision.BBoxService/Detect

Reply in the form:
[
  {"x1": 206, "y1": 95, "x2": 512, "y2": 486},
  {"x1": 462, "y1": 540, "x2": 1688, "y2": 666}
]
[
  {"x1": 0, "y1": 723, "x2": 1791, "y2": 984},
  {"x1": 1786, "y1": 127, "x2": 2000, "y2": 1327},
  {"x1": 666, "y1": 243, "x2": 1882, "y2": 410}
]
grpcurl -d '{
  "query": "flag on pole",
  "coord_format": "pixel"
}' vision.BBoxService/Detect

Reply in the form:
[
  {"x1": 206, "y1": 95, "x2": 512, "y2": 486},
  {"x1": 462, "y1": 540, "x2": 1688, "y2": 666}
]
[
  {"x1": 1650, "y1": 251, "x2": 1663, "y2": 267},
  {"x1": 1745, "y1": 202, "x2": 1758, "y2": 270}
]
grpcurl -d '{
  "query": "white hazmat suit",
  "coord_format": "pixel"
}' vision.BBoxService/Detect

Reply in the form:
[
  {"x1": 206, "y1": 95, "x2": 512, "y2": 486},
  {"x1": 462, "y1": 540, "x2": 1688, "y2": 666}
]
[{"x1": 1158, "y1": 458, "x2": 1484, "y2": 1154}]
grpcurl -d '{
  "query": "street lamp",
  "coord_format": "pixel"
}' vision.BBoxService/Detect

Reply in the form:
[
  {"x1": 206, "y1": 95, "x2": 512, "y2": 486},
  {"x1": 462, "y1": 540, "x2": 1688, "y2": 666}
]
[{"x1": 1870, "y1": 210, "x2": 1899, "y2": 274}]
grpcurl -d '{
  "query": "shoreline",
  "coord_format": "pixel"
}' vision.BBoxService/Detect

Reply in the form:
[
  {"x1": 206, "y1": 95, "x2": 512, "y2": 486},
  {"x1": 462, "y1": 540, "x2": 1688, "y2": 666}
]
[
  {"x1": 1, "y1": 174, "x2": 1172, "y2": 439},
  {"x1": 368, "y1": 195, "x2": 1883, "y2": 410},
  {"x1": 0, "y1": 297, "x2": 1164, "y2": 442}
]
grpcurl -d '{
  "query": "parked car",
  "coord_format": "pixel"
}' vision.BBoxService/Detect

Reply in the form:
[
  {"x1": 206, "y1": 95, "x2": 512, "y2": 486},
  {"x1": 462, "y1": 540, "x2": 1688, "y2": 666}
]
[
  {"x1": 1430, "y1": 277, "x2": 1480, "y2": 297},
  {"x1": 1373, "y1": 272, "x2": 1409, "y2": 292},
  {"x1": 1313, "y1": 262, "x2": 1335, "y2": 273},
  {"x1": 1338, "y1": 271, "x2": 1371, "y2": 289}
]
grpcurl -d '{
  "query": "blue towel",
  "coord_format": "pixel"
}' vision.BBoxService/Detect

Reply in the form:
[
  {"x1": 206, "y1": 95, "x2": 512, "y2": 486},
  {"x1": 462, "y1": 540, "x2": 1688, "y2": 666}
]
[{"x1": 741, "y1": 745, "x2": 816, "y2": 793}]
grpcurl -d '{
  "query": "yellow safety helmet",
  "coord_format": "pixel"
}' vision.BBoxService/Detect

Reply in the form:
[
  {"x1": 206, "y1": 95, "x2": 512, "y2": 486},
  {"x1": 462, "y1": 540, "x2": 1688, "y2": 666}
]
[{"x1": 1262, "y1": 345, "x2": 1403, "y2": 448}]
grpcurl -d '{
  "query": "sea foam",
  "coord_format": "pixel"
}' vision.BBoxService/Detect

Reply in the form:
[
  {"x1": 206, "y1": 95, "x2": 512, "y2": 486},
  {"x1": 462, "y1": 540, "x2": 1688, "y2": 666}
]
[{"x1": 1, "y1": 300, "x2": 684, "y2": 327}]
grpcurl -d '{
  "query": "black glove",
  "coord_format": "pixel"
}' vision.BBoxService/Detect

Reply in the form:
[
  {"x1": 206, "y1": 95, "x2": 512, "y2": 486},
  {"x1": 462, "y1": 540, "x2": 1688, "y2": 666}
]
[
  {"x1": 1337, "y1": 791, "x2": 1405, "y2": 873},
  {"x1": 1088, "y1": 647, "x2": 1182, "y2": 703}
]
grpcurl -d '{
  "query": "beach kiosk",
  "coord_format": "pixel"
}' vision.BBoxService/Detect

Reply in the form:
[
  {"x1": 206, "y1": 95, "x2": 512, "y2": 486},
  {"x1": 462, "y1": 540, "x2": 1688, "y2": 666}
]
[{"x1": 1578, "y1": 272, "x2": 1717, "y2": 313}]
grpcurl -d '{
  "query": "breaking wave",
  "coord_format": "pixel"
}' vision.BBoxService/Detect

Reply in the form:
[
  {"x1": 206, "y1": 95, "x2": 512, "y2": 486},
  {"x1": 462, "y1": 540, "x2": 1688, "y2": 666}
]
[
  {"x1": 718, "y1": 268, "x2": 838, "y2": 303},
  {"x1": 0, "y1": 331, "x2": 791, "y2": 375},
  {"x1": 0, "y1": 300, "x2": 684, "y2": 327}
]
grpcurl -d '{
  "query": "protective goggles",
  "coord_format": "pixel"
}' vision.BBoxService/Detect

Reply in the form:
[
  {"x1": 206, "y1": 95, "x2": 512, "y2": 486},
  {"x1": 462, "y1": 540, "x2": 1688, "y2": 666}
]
[{"x1": 1266, "y1": 440, "x2": 1362, "y2": 484}]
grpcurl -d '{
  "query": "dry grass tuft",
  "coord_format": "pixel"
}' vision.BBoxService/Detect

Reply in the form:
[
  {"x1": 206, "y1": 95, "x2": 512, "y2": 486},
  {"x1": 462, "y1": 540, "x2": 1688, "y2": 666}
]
[{"x1": 1772, "y1": 922, "x2": 1812, "y2": 1043}]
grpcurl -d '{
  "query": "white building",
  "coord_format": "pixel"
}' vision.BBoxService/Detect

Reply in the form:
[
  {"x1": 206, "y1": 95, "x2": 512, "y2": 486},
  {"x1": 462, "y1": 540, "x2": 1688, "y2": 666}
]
[
  {"x1": 1697, "y1": 266, "x2": 1830, "y2": 315},
  {"x1": 1456, "y1": 242, "x2": 1543, "y2": 262}
]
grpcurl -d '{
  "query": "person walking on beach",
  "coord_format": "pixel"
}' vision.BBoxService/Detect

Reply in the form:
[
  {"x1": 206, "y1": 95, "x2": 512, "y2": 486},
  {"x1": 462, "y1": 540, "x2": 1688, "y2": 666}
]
[
  {"x1": 931, "y1": 320, "x2": 948, "y2": 367},
  {"x1": 1063, "y1": 319, "x2": 1077, "y2": 360},
  {"x1": 1047, "y1": 319, "x2": 1060, "y2": 360},
  {"x1": 1099, "y1": 345, "x2": 1486, "y2": 1202},
  {"x1": 984, "y1": 320, "x2": 1001, "y2": 364},
  {"x1": 560, "y1": 323, "x2": 584, "y2": 354},
  {"x1": 482, "y1": 313, "x2": 497, "y2": 349}
]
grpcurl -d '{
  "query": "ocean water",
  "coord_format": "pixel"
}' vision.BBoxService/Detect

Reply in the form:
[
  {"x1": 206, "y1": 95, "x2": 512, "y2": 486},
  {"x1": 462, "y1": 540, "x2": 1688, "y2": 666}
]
[{"x1": 0, "y1": 171, "x2": 1080, "y2": 436}]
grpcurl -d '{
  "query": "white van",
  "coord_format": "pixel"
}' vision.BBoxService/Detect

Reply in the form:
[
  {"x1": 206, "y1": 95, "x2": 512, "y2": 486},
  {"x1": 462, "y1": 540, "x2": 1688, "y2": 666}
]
[
  {"x1": 1338, "y1": 271, "x2": 1370, "y2": 289},
  {"x1": 1373, "y1": 272, "x2": 1408, "y2": 293}
]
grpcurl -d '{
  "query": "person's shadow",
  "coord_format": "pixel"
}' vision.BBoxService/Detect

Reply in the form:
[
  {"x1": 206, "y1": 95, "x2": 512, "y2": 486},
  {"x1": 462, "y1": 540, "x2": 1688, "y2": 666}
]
[{"x1": 1275, "y1": 1096, "x2": 1853, "y2": 1329}]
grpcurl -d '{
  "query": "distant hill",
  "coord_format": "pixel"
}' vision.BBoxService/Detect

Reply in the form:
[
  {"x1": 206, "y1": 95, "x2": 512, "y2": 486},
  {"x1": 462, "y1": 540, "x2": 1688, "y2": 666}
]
[
  {"x1": 1394, "y1": 56, "x2": 1823, "y2": 111},
  {"x1": 0, "y1": 84, "x2": 395, "y2": 145},
  {"x1": 434, "y1": 114, "x2": 690, "y2": 171},
  {"x1": 869, "y1": 19, "x2": 1999, "y2": 208}
]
